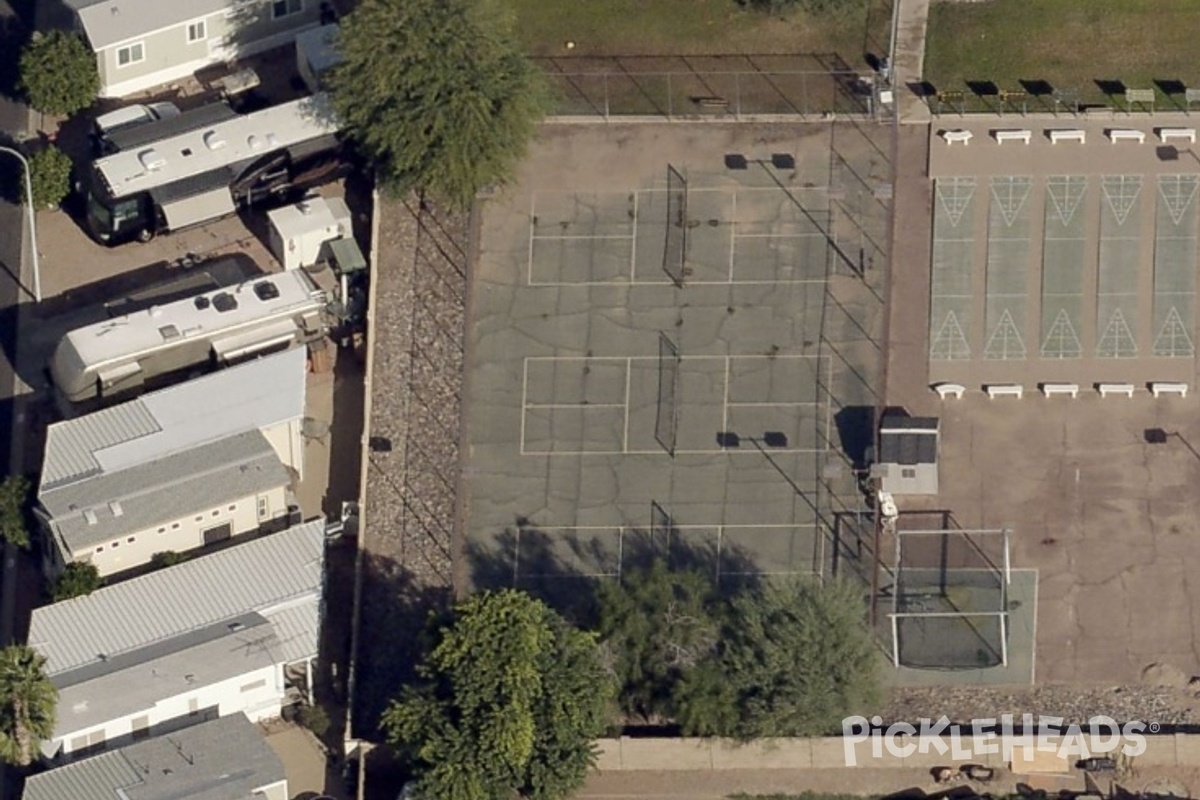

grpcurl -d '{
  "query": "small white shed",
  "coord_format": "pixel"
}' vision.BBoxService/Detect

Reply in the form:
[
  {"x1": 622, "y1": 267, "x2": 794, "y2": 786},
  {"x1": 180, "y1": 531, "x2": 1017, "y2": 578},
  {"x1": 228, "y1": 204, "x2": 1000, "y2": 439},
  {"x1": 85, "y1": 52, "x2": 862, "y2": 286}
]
[
  {"x1": 873, "y1": 415, "x2": 940, "y2": 495},
  {"x1": 296, "y1": 24, "x2": 343, "y2": 93},
  {"x1": 267, "y1": 196, "x2": 352, "y2": 271}
]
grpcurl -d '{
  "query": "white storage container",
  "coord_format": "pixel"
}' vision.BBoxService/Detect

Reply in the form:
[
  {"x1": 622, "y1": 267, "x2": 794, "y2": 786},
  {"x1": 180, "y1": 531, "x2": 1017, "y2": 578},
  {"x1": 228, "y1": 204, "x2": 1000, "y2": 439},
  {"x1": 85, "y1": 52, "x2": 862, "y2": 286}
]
[{"x1": 267, "y1": 196, "x2": 352, "y2": 272}]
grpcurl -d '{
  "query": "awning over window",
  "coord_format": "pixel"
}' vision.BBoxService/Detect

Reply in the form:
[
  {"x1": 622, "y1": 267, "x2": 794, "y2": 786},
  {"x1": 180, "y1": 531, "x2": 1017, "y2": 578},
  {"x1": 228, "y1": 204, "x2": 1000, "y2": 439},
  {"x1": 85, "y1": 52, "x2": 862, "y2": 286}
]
[{"x1": 160, "y1": 187, "x2": 235, "y2": 230}]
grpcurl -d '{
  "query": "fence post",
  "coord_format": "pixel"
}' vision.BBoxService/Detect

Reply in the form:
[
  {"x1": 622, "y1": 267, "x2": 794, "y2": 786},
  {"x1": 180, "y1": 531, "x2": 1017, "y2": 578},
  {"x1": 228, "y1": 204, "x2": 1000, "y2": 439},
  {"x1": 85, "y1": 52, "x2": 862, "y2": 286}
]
[
  {"x1": 734, "y1": 72, "x2": 741, "y2": 119},
  {"x1": 802, "y1": 72, "x2": 809, "y2": 117},
  {"x1": 603, "y1": 73, "x2": 610, "y2": 121},
  {"x1": 667, "y1": 72, "x2": 673, "y2": 120}
]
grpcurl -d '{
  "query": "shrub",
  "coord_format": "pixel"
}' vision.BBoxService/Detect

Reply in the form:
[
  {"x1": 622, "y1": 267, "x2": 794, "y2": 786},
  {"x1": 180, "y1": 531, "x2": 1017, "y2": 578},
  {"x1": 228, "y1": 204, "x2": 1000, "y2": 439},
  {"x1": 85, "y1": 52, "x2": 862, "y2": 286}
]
[
  {"x1": 53, "y1": 562, "x2": 101, "y2": 601},
  {"x1": 150, "y1": 551, "x2": 190, "y2": 569},
  {"x1": 27, "y1": 146, "x2": 72, "y2": 209},
  {"x1": 297, "y1": 703, "x2": 331, "y2": 738}
]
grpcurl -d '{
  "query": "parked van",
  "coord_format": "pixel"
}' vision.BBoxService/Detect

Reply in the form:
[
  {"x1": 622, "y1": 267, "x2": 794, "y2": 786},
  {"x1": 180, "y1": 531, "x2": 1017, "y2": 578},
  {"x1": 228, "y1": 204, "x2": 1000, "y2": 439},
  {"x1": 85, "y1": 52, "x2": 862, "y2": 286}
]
[{"x1": 91, "y1": 102, "x2": 180, "y2": 154}]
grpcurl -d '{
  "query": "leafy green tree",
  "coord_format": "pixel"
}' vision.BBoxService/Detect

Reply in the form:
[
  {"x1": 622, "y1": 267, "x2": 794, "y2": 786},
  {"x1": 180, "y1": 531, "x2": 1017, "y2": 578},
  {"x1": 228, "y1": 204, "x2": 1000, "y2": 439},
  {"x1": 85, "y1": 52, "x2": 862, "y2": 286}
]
[
  {"x1": 717, "y1": 578, "x2": 880, "y2": 738},
  {"x1": 53, "y1": 562, "x2": 101, "y2": 601},
  {"x1": 0, "y1": 475, "x2": 32, "y2": 550},
  {"x1": 28, "y1": 146, "x2": 72, "y2": 209},
  {"x1": 382, "y1": 590, "x2": 613, "y2": 800},
  {"x1": 595, "y1": 561, "x2": 721, "y2": 722},
  {"x1": 329, "y1": 0, "x2": 551, "y2": 209},
  {"x1": 0, "y1": 645, "x2": 56, "y2": 766},
  {"x1": 19, "y1": 30, "x2": 98, "y2": 116}
]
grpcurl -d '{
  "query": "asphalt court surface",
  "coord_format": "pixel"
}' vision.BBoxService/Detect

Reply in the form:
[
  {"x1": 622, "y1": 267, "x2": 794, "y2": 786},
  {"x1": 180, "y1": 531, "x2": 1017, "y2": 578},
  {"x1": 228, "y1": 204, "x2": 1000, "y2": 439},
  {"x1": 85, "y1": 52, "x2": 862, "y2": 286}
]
[
  {"x1": 461, "y1": 123, "x2": 888, "y2": 590},
  {"x1": 528, "y1": 187, "x2": 831, "y2": 286}
]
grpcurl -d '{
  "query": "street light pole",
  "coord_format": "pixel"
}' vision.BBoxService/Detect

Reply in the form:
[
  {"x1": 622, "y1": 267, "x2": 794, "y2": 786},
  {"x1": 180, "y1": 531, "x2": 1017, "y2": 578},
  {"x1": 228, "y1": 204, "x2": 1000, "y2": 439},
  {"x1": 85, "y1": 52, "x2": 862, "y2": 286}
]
[{"x1": 0, "y1": 146, "x2": 41, "y2": 303}]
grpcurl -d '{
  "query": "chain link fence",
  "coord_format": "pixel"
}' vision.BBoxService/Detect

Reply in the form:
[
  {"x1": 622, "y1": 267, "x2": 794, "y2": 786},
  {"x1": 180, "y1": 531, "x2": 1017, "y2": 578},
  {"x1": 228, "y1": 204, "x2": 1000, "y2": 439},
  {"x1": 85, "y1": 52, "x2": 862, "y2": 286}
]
[{"x1": 537, "y1": 55, "x2": 885, "y2": 119}]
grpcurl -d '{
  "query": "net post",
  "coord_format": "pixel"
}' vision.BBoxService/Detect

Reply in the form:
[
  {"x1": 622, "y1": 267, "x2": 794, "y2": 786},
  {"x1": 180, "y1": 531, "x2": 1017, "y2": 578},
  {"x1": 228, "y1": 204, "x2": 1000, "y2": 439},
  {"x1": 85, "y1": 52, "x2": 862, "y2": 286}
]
[
  {"x1": 1003, "y1": 527, "x2": 1011, "y2": 585},
  {"x1": 1000, "y1": 613, "x2": 1009, "y2": 667},
  {"x1": 890, "y1": 614, "x2": 900, "y2": 667}
]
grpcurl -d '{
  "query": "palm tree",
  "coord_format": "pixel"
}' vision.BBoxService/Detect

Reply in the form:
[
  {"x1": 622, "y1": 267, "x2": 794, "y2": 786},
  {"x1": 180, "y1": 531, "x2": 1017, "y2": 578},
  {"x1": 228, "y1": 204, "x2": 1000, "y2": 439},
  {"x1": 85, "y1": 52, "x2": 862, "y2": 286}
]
[{"x1": 0, "y1": 645, "x2": 57, "y2": 766}]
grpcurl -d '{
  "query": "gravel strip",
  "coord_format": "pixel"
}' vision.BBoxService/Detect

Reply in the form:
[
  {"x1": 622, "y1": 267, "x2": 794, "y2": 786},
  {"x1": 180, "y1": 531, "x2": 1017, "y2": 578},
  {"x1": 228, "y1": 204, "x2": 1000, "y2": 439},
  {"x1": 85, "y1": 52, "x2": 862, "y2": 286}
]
[
  {"x1": 884, "y1": 684, "x2": 1200, "y2": 728},
  {"x1": 353, "y1": 194, "x2": 468, "y2": 736}
]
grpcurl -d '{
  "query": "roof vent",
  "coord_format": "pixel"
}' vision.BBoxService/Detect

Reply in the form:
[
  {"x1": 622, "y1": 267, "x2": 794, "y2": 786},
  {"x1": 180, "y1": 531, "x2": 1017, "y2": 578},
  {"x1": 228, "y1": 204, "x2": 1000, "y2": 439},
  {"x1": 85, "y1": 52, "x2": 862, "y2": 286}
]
[
  {"x1": 247, "y1": 134, "x2": 262, "y2": 150},
  {"x1": 265, "y1": 133, "x2": 278, "y2": 148},
  {"x1": 159, "y1": 324, "x2": 180, "y2": 341},
  {"x1": 138, "y1": 148, "x2": 165, "y2": 171},
  {"x1": 228, "y1": 621, "x2": 245, "y2": 632},
  {"x1": 83, "y1": 509, "x2": 98, "y2": 526},
  {"x1": 194, "y1": 296, "x2": 211, "y2": 310},
  {"x1": 149, "y1": 306, "x2": 161, "y2": 317},
  {"x1": 212, "y1": 292, "x2": 238, "y2": 313},
  {"x1": 109, "y1": 501, "x2": 124, "y2": 517},
  {"x1": 253, "y1": 280, "x2": 280, "y2": 301},
  {"x1": 203, "y1": 130, "x2": 226, "y2": 150}
]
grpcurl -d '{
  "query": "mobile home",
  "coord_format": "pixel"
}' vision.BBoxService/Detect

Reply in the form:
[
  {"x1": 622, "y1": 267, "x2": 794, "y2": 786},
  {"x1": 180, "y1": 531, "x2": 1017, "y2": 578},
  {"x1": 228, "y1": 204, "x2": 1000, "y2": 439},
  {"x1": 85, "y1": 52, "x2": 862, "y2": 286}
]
[
  {"x1": 78, "y1": 93, "x2": 345, "y2": 245},
  {"x1": 50, "y1": 269, "x2": 327, "y2": 407}
]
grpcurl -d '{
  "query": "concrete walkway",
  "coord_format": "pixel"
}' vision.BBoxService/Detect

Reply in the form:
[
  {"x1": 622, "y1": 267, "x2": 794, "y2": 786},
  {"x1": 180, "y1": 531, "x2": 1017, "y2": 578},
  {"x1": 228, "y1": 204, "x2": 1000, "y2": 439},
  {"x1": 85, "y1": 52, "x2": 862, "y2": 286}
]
[{"x1": 891, "y1": 0, "x2": 933, "y2": 122}]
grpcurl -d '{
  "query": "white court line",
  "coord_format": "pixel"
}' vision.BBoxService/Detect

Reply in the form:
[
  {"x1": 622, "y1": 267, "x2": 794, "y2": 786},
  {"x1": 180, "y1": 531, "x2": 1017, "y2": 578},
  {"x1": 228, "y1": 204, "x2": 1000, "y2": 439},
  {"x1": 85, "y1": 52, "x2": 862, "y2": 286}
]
[
  {"x1": 728, "y1": 191, "x2": 737, "y2": 283},
  {"x1": 725, "y1": 401, "x2": 824, "y2": 407},
  {"x1": 731, "y1": 232, "x2": 826, "y2": 238},
  {"x1": 530, "y1": 355, "x2": 830, "y2": 364},
  {"x1": 520, "y1": 523, "x2": 822, "y2": 532},
  {"x1": 526, "y1": 276, "x2": 829, "y2": 287},
  {"x1": 722, "y1": 357, "x2": 730, "y2": 435},
  {"x1": 623, "y1": 357, "x2": 632, "y2": 453},
  {"x1": 519, "y1": 358, "x2": 530, "y2": 455},
  {"x1": 630, "y1": 191, "x2": 639, "y2": 283},
  {"x1": 524, "y1": 403, "x2": 626, "y2": 409},
  {"x1": 525, "y1": 354, "x2": 828, "y2": 362},
  {"x1": 530, "y1": 234, "x2": 635, "y2": 240},
  {"x1": 523, "y1": 446, "x2": 826, "y2": 456},
  {"x1": 527, "y1": 193, "x2": 536, "y2": 287},
  {"x1": 825, "y1": 355, "x2": 834, "y2": 448}
]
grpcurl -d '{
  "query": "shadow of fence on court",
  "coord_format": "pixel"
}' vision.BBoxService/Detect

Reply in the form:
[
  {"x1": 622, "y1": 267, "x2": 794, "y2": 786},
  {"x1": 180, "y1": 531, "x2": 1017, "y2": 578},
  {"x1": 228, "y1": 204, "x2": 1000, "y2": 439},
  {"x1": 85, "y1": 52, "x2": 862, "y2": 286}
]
[{"x1": 537, "y1": 54, "x2": 883, "y2": 120}]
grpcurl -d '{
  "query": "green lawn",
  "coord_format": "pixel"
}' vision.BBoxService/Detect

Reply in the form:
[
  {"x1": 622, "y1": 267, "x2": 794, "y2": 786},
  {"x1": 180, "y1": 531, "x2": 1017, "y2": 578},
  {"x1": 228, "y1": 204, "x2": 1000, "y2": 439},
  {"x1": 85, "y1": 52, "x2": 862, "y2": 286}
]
[
  {"x1": 926, "y1": 0, "x2": 1200, "y2": 109},
  {"x1": 505, "y1": 0, "x2": 891, "y2": 62}
]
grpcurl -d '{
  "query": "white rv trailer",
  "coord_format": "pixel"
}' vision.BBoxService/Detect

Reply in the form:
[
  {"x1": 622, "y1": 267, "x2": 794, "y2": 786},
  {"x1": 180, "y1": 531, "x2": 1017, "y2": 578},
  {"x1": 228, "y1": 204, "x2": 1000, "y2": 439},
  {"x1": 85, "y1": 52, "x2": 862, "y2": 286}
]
[
  {"x1": 79, "y1": 92, "x2": 345, "y2": 245},
  {"x1": 50, "y1": 270, "x2": 328, "y2": 406}
]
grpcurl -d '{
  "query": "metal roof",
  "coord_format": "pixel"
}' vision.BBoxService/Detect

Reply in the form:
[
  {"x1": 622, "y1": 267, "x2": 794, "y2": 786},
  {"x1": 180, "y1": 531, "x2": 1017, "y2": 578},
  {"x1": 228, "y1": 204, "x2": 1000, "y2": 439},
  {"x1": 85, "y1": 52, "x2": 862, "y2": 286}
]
[
  {"x1": 26, "y1": 714, "x2": 285, "y2": 800},
  {"x1": 41, "y1": 430, "x2": 290, "y2": 552},
  {"x1": 103, "y1": 101, "x2": 238, "y2": 154},
  {"x1": 53, "y1": 616, "x2": 282, "y2": 736},
  {"x1": 42, "y1": 347, "x2": 306, "y2": 491},
  {"x1": 95, "y1": 93, "x2": 338, "y2": 198},
  {"x1": 29, "y1": 519, "x2": 325, "y2": 676},
  {"x1": 77, "y1": 0, "x2": 231, "y2": 51},
  {"x1": 52, "y1": 270, "x2": 323, "y2": 374}
]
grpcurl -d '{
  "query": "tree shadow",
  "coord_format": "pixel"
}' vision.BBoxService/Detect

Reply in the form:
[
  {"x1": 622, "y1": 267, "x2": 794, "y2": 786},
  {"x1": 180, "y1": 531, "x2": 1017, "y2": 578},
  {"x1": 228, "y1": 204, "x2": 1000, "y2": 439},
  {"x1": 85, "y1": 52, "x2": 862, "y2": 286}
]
[
  {"x1": 350, "y1": 551, "x2": 452, "y2": 741},
  {"x1": 0, "y1": 13, "x2": 27, "y2": 103},
  {"x1": 466, "y1": 517, "x2": 765, "y2": 630}
]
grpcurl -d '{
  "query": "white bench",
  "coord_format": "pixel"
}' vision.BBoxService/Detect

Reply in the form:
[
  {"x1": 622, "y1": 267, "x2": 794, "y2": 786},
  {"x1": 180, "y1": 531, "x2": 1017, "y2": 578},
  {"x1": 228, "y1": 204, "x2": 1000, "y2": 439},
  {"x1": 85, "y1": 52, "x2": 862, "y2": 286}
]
[
  {"x1": 1041, "y1": 382, "x2": 1079, "y2": 398},
  {"x1": 1158, "y1": 127, "x2": 1197, "y2": 144},
  {"x1": 933, "y1": 382, "x2": 966, "y2": 399},
  {"x1": 1151, "y1": 381, "x2": 1188, "y2": 398},
  {"x1": 1049, "y1": 129, "x2": 1086, "y2": 144},
  {"x1": 993, "y1": 129, "x2": 1032, "y2": 145},
  {"x1": 985, "y1": 383, "x2": 1023, "y2": 399},
  {"x1": 941, "y1": 129, "x2": 973, "y2": 145},
  {"x1": 1097, "y1": 382, "x2": 1135, "y2": 398},
  {"x1": 1107, "y1": 129, "x2": 1146, "y2": 144}
]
